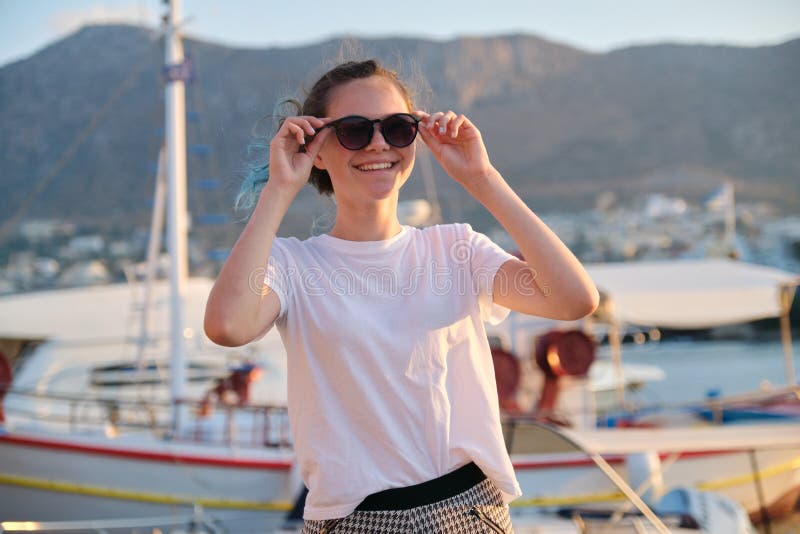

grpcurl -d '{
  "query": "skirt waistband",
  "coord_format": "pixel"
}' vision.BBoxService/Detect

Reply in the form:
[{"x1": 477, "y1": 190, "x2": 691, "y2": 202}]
[{"x1": 355, "y1": 462, "x2": 487, "y2": 511}]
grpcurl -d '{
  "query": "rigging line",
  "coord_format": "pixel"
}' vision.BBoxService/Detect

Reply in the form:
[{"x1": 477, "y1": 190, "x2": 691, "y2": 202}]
[
  {"x1": 185, "y1": 49, "x2": 232, "y2": 250},
  {"x1": 0, "y1": 35, "x2": 160, "y2": 246},
  {"x1": 186, "y1": 50, "x2": 217, "y2": 221}
]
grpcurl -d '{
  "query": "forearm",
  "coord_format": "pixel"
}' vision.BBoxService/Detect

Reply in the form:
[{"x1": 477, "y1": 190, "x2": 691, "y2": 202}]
[
  {"x1": 204, "y1": 181, "x2": 294, "y2": 344},
  {"x1": 465, "y1": 168, "x2": 599, "y2": 315}
]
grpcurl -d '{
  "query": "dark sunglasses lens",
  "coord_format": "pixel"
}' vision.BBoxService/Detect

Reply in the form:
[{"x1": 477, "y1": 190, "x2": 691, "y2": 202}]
[
  {"x1": 335, "y1": 117, "x2": 372, "y2": 150},
  {"x1": 382, "y1": 115, "x2": 418, "y2": 147}
]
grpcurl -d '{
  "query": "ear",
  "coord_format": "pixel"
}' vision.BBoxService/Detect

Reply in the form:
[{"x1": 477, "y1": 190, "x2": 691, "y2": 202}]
[{"x1": 313, "y1": 152, "x2": 327, "y2": 170}]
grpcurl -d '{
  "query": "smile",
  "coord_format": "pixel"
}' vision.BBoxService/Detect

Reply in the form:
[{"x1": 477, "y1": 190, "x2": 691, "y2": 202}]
[{"x1": 356, "y1": 162, "x2": 395, "y2": 171}]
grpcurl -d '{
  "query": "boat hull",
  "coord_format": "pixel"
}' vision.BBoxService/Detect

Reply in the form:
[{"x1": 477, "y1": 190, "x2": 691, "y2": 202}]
[
  {"x1": 0, "y1": 432, "x2": 297, "y2": 532},
  {"x1": 2, "y1": 428, "x2": 798, "y2": 530},
  {"x1": 512, "y1": 448, "x2": 800, "y2": 521}
]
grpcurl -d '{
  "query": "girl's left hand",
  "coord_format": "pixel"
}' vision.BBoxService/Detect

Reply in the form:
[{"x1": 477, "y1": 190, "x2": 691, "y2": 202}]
[{"x1": 416, "y1": 110, "x2": 495, "y2": 187}]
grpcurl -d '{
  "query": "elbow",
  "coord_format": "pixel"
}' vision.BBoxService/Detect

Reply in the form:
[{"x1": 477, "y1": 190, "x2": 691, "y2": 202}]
[
  {"x1": 204, "y1": 311, "x2": 249, "y2": 347},
  {"x1": 556, "y1": 285, "x2": 600, "y2": 321},
  {"x1": 574, "y1": 285, "x2": 601, "y2": 320},
  {"x1": 580, "y1": 286, "x2": 601, "y2": 318}
]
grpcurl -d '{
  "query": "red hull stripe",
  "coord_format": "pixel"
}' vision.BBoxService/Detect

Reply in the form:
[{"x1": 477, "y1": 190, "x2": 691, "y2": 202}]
[
  {"x1": 0, "y1": 434, "x2": 735, "y2": 472},
  {"x1": 0, "y1": 434, "x2": 293, "y2": 470}
]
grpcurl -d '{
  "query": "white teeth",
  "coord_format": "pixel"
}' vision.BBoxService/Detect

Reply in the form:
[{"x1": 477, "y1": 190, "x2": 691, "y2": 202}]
[{"x1": 357, "y1": 162, "x2": 393, "y2": 171}]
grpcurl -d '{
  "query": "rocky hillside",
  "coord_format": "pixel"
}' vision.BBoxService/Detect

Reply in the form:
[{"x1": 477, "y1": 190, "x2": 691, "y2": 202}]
[{"x1": 1, "y1": 25, "x2": 798, "y2": 242}]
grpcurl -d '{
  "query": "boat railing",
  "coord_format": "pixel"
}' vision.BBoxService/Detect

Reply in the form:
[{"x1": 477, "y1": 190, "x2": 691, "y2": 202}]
[
  {"x1": 597, "y1": 383, "x2": 800, "y2": 426},
  {"x1": 3, "y1": 387, "x2": 292, "y2": 449},
  {"x1": 175, "y1": 396, "x2": 293, "y2": 448}
]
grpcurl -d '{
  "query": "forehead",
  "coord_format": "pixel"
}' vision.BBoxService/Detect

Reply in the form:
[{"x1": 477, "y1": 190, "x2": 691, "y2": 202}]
[{"x1": 326, "y1": 76, "x2": 410, "y2": 119}]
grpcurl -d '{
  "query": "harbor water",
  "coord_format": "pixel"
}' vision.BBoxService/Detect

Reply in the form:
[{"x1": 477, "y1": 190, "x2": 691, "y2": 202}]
[{"x1": 614, "y1": 338, "x2": 797, "y2": 405}]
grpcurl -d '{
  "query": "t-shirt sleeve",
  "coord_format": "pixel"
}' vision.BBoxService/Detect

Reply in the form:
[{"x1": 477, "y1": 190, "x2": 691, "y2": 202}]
[
  {"x1": 463, "y1": 224, "x2": 516, "y2": 324},
  {"x1": 263, "y1": 238, "x2": 290, "y2": 320}
]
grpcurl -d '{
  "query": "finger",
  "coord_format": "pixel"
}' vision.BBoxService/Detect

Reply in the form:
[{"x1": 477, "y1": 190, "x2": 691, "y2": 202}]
[
  {"x1": 414, "y1": 110, "x2": 431, "y2": 131},
  {"x1": 304, "y1": 127, "x2": 332, "y2": 158},
  {"x1": 416, "y1": 122, "x2": 441, "y2": 151},
  {"x1": 271, "y1": 123, "x2": 301, "y2": 151},
  {"x1": 425, "y1": 111, "x2": 445, "y2": 132},
  {"x1": 306, "y1": 116, "x2": 329, "y2": 127},
  {"x1": 284, "y1": 117, "x2": 319, "y2": 137},
  {"x1": 285, "y1": 122, "x2": 307, "y2": 145},
  {"x1": 439, "y1": 110, "x2": 458, "y2": 136},
  {"x1": 450, "y1": 114, "x2": 467, "y2": 138},
  {"x1": 304, "y1": 118, "x2": 333, "y2": 146},
  {"x1": 303, "y1": 116, "x2": 332, "y2": 138}
]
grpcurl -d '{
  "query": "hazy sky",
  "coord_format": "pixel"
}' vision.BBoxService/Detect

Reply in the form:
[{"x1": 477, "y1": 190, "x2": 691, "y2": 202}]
[{"x1": 1, "y1": 0, "x2": 798, "y2": 67}]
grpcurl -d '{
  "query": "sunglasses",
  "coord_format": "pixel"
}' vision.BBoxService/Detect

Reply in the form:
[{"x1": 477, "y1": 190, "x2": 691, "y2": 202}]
[{"x1": 319, "y1": 113, "x2": 420, "y2": 150}]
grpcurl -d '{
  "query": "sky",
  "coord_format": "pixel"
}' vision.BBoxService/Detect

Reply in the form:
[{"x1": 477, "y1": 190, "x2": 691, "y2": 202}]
[{"x1": 0, "y1": 0, "x2": 799, "y2": 67}]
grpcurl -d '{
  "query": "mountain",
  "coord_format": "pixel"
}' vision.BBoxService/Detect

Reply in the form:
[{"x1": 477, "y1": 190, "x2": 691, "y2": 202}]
[{"x1": 1, "y1": 25, "x2": 798, "y2": 244}]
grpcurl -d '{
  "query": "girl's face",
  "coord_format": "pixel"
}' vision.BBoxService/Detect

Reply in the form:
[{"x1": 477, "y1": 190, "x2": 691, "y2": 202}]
[{"x1": 313, "y1": 76, "x2": 415, "y2": 206}]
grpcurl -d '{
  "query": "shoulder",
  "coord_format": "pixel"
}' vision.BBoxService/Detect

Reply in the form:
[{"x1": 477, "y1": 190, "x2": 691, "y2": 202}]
[
  {"x1": 272, "y1": 234, "x2": 323, "y2": 253},
  {"x1": 408, "y1": 224, "x2": 484, "y2": 265},
  {"x1": 269, "y1": 235, "x2": 328, "y2": 268},
  {"x1": 415, "y1": 223, "x2": 474, "y2": 244}
]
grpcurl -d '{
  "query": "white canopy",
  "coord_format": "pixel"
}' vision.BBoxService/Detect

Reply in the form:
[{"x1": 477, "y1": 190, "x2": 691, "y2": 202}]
[
  {"x1": 0, "y1": 278, "x2": 215, "y2": 342},
  {"x1": 586, "y1": 259, "x2": 799, "y2": 329},
  {"x1": 0, "y1": 277, "x2": 284, "y2": 358},
  {"x1": 563, "y1": 423, "x2": 800, "y2": 454}
]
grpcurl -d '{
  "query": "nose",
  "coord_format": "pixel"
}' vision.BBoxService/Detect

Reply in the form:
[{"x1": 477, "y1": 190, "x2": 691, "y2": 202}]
[{"x1": 364, "y1": 122, "x2": 390, "y2": 151}]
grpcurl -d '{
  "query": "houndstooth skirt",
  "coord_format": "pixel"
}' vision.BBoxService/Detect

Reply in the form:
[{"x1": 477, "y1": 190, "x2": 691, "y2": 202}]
[{"x1": 301, "y1": 478, "x2": 513, "y2": 534}]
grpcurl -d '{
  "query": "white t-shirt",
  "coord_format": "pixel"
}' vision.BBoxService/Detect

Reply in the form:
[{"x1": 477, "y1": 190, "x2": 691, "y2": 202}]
[{"x1": 264, "y1": 223, "x2": 523, "y2": 520}]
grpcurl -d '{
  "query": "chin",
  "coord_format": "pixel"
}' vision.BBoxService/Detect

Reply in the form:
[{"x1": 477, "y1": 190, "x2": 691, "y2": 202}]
[
  {"x1": 369, "y1": 176, "x2": 406, "y2": 199},
  {"x1": 368, "y1": 187, "x2": 399, "y2": 201}
]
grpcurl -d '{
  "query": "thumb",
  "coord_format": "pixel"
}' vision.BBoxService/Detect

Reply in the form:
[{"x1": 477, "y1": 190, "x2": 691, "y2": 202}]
[
  {"x1": 417, "y1": 124, "x2": 442, "y2": 154},
  {"x1": 304, "y1": 128, "x2": 332, "y2": 160}
]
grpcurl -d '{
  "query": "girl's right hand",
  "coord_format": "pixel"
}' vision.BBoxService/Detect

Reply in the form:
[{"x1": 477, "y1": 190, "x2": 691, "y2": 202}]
[{"x1": 267, "y1": 116, "x2": 331, "y2": 195}]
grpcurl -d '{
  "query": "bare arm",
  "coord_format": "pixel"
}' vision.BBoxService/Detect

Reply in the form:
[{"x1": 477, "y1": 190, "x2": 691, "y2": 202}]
[
  {"x1": 465, "y1": 170, "x2": 598, "y2": 320},
  {"x1": 204, "y1": 118, "x2": 331, "y2": 346},
  {"x1": 417, "y1": 111, "x2": 599, "y2": 321}
]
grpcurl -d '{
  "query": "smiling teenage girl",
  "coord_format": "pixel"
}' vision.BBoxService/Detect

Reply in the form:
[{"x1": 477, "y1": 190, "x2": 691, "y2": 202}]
[{"x1": 204, "y1": 60, "x2": 598, "y2": 533}]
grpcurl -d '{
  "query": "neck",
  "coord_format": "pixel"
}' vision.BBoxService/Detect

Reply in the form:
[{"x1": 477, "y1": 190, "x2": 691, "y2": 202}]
[{"x1": 329, "y1": 197, "x2": 403, "y2": 241}]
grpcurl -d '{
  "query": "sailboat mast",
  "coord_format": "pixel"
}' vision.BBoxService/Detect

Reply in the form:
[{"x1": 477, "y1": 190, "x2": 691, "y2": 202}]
[{"x1": 164, "y1": 0, "x2": 188, "y2": 426}]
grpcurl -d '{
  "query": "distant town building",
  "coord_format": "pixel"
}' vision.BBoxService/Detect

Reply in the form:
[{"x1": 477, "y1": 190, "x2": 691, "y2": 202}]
[
  {"x1": 0, "y1": 274, "x2": 14, "y2": 295},
  {"x1": 6, "y1": 252, "x2": 37, "y2": 285},
  {"x1": 19, "y1": 219, "x2": 76, "y2": 242},
  {"x1": 58, "y1": 260, "x2": 110, "y2": 287},
  {"x1": 109, "y1": 240, "x2": 136, "y2": 258},
  {"x1": 644, "y1": 194, "x2": 687, "y2": 219},
  {"x1": 34, "y1": 258, "x2": 60, "y2": 279},
  {"x1": 67, "y1": 235, "x2": 105, "y2": 256}
]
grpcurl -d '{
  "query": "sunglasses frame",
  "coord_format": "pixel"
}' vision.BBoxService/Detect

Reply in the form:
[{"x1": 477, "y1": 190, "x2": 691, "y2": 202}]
[{"x1": 319, "y1": 113, "x2": 421, "y2": 150}]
